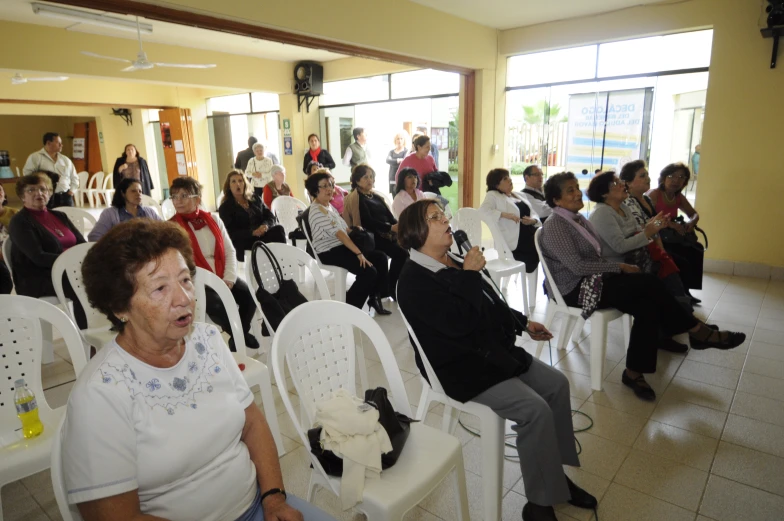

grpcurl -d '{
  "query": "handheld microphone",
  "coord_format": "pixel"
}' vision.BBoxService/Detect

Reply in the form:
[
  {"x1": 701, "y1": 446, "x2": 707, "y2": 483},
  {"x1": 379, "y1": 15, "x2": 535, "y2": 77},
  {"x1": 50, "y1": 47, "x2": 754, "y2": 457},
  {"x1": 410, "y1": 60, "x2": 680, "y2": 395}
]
[{"x1": 452, "y1": 229, "x2": 472, "y2": 254}]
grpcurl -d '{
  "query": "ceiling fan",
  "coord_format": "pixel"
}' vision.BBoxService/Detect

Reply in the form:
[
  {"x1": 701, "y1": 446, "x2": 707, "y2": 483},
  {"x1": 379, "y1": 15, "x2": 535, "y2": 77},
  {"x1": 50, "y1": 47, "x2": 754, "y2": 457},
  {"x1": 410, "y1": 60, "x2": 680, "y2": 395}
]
[
  {"x1": 81, "y1": 17, "x2": 217, "y2": 72},
  {"x1": 11, "y1": 73, "x2": 69, "y2": 85}
]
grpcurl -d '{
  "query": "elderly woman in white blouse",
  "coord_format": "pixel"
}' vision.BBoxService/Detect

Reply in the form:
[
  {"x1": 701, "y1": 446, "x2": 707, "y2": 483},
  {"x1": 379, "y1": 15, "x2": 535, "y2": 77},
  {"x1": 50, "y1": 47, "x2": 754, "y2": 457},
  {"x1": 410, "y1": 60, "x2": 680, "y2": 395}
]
[
  {"x1": 479, "y1": 168, "x2": 540, "y2": 273},
  {"x1": 64, "y1": 219, "x2": 335, "y2": 521},
  {"x1": 245, "y1": 142, "x2": 273, "y2": 197},
  {"x1": 392, "y1": 167, "x2": 425, "y2": 218},
  {"x1": 169, "y1": 177, "x2": 259, "y2": 351}
]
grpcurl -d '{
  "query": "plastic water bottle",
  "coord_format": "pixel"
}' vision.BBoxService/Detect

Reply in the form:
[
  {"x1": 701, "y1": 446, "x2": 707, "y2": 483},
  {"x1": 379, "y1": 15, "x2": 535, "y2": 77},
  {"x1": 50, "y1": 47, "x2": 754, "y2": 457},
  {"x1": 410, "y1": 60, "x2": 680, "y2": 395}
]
[{"x1": 14, "y1": 379, "x2": 44, "y2": 439}]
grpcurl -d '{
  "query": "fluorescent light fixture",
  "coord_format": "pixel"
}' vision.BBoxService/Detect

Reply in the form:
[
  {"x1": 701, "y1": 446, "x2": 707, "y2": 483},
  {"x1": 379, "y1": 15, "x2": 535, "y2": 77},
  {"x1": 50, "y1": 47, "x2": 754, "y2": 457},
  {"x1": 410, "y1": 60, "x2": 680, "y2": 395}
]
[{"x1": 31, "y1": 3, "x2": 153, "y2": 34}]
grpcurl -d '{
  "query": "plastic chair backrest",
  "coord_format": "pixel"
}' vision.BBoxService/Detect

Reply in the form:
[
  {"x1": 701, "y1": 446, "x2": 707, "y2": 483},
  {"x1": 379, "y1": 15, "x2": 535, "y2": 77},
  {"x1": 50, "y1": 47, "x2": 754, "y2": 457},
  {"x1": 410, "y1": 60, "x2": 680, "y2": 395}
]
[
  {"x1": 455, "y1": 207, "x2": 482, "y2": 252},
  {"x1": 0, "y1": 296, "x2": 88, "y2": 441},
  {"x1": 271, "y1": 196, "x2": 308, "y2": 235},
  {"x1": 216, "y1": 192, "x2": 224, "y2": 210},
  {"x1": 161, "y1": 199, "x2": 175, "y2": 220},
  {"x1": 397, "y1": 301, "x2": 447, "y2": 396},
  {"x1": 101, "y1": 174, "x2": 112, "y2": 190},
  {"x1": 248, "y1": 243, "x2": 330, "y2": 299},
  {"x1": 422, "y1": 191, "x2": 438, "y2": 199},
  {"x1": 140, "y1": 195, "x2": 163, "y2": 218},
  {"x1": 85, "y1": 172, "x2": 100, "y2": 190},
  {"x1": 77, "y1": 171, "x2": 89, "y2": 190},
  {"x1": 2, "y1": 238, "x2": 12, "y2": 277},
  {"x1": 51, "y1": 416, "x2": 83, "y2": 521},
  {"x1": 271, "y1": 300, "x2": 411, "y2": 433},
  {"x1": 52, "y1": 207, "x2": 96, "y2": 236},
  {"x1": 51, "y1": 243, "x2": 109, "y2": 330},
  {"x1": 534, "y1": 227, "x2": 567, "y2": 307},
  {"x1": 477, "y1": 211, "x2": 515, "y2": 260},
  {"x1": 299, "y1": 206, "x2": 323, "y2": 264},
  {"x1": 192, "y1": 267, "x2": 250, "y2": 357}
]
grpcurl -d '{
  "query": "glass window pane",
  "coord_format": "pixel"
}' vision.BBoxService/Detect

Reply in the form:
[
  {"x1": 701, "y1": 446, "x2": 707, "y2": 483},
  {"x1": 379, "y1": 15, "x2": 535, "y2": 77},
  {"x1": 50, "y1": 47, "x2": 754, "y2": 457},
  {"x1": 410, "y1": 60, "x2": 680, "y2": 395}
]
[
  {"x1": 319, "y1": 75, "x2": 390, "y2": 106},
  {"x1": 206, "y1": 94, "x2": 251, "y2": 116},
  {"x1": 390, "y1": 69, "x2": 460, "y2": 99},
  {"x1": 597, "y1": 30, "x2": 713, "y2": 78},
  {"x1": 507, "y1": 45, "x2": 597, "y2": 88},
  {"x1": 250, "y1": 92, "x2": 280, "y2": 113}
]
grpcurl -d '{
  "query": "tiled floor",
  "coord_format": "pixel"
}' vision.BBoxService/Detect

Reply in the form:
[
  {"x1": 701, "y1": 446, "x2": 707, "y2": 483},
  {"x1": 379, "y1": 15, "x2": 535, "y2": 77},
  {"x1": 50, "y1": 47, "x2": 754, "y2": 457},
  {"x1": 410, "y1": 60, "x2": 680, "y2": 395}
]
[{"x1": 3, "y1": 271, "x2": 784, "y2": 521}]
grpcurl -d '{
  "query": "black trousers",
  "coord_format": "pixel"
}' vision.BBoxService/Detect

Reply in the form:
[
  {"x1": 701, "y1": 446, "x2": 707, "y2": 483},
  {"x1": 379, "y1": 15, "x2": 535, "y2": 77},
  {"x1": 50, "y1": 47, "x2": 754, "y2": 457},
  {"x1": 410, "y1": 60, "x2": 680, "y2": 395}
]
[
  {"x1": 204, "y1": 278, "x2": 258, "y2": 351},
  {"x1": 234, "y1": 225, "x2": 287, "y2": 262},
  {"x1": 49, "y1": 192, "x2": 74, "y2": 208},
  {"x1": 0, "y1": 262, "x2": 12, "y2": 294},
  {"x1": 319, "y1": 245, "x2": 388, "y2": 309},
  {"x1": 512, "y1": 226, "x2": 539, "y2": 273},
  {"x1": 564, "y1": 273, "x2": 698, "y2": 374},
  {"x1": 666, "y1": 243, "x2": 704, "y2": 290},
  {"x1": 372, "y1": 234, "x2": 409, "y2": 300}
]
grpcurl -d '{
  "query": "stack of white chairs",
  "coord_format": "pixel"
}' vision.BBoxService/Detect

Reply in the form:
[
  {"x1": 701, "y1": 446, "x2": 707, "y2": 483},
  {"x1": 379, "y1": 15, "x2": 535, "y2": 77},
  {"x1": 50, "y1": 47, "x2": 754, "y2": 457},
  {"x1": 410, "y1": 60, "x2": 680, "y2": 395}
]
[
  {"x1": 0, "y1": 296, "x2": 88, "y2": 521},
  {"x1": 84, "y1": 172, "x2": 104, "y2": 208},
  {"x1": 99, "y1": 174, "x2": 114, "y2": 206},
  {"x1": 271, "y1": 300, "x2": 470, "y2": 521},
  {"x1": 73, "y1": 172, "x2": 88, "y2": 208},
  {"x1": 192, "y1": 267, "x2": 285, "y2": 456}
]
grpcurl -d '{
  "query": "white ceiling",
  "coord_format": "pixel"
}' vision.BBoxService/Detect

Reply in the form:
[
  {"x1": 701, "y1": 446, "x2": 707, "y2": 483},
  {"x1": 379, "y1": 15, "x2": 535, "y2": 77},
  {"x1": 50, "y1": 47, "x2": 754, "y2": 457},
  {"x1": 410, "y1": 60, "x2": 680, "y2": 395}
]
[
  {"x1": 411, "y1": 0, "x2": 668, "y2": 30},
  {"x1": 0, "y1": 0, "x2": 347, "y2": 63}
]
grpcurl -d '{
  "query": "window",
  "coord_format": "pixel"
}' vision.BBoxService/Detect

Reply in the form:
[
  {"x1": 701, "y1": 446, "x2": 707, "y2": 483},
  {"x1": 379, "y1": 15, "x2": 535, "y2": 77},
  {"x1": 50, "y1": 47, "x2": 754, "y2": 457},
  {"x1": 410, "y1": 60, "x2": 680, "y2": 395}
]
[
  {"x1": 597, "y1": 30, "x2": 713, "y2": 77},
  {"x1": 250, "y1": 92, "x2": 280, "y2": 113},
  {"x1": 318, "y1": 75, "x2": 390, "y2": 106},
  {"x1": 206, "y1": 94, "x2": 251, "y2": 116},
  {"x1": 390, "y1": 69, "x2": 460, "y2": 99},
  {"x1": 507, "y1": 46, "x2": 598, "y2": 87}
]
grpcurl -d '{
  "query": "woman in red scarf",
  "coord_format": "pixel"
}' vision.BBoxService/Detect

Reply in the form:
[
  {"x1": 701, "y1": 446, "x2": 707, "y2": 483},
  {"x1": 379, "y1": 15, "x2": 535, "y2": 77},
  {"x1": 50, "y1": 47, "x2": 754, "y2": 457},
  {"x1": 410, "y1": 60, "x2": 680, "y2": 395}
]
[
  {"x1": 169, "y1": 177, "x2": 259, "y2": 351},
  {"x1": 302, "y1": 134, "x2": 335, "y2": 175}
]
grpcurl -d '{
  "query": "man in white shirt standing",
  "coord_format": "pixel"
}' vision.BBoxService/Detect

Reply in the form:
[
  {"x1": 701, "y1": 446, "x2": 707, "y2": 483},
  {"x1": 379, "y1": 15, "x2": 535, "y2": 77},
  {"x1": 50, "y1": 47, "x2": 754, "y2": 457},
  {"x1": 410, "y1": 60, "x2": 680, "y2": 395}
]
[
  {"x1": 343, "y1": 127, "x2": 371, "y2": 169},
  {"x1": 520, "y1": 165, "x2": 552, "y2": 222},
  {"x1": 23, "y1": 132, "x2": 79, "y2": 207}
]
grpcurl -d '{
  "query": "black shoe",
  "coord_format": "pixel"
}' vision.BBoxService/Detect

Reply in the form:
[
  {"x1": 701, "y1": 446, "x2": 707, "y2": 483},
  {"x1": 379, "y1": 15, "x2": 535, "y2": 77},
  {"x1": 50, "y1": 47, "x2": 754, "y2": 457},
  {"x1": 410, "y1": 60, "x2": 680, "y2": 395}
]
[
  {"x1": 522, "y1": 502, "x2": 558, "y2": 521},
  {"x1": 368, "y1": 296, "x2": 392, "y2": 316},
  {"x1": 690, "y1": 296, "x2": 702, "y2": 305},
  {"x1": 566, "y1": 476, "x2": 597, "y2": 509},
  {"x1": 245, "y1": 334, "x2": 260, "y2": 349},
  {"x1": 690, "y1": 328, "x2": 746, "y2": 350},
  {"x1": 659, "y1": 337, "x2": 688, "y2": 354},
  {"x1": 622, "y1": 370, "x2": 656, "y2": 401}
]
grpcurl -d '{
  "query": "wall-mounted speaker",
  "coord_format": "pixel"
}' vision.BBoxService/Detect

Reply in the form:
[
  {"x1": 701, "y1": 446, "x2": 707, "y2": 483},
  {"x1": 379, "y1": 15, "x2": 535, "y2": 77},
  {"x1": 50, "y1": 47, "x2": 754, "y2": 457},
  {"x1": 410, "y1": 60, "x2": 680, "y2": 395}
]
[{"x1": 294, "y1": 62, "x2": 323, "y2": 95}]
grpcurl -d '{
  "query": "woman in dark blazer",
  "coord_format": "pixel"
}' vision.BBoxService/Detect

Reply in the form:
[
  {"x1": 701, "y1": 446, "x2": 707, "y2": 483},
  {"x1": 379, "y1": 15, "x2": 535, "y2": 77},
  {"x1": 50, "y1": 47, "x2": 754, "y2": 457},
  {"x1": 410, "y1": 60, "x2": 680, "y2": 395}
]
[
  {"x1": 112, "y1": 143, "x2": 154, "y2": 196},
  {"x1": 218, "y1": 170, "x2": 286, "y2": 262},
  {"x1": 302, "y1": 134, "x2": 336, "y2": 174},
  {"x1": 9, "y1": 172, "x2": 87, "y2": 328}
]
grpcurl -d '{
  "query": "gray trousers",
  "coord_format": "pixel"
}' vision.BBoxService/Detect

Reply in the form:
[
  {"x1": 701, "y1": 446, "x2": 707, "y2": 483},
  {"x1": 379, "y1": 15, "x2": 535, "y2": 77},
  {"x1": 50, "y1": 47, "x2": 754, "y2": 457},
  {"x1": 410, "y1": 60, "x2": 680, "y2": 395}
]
[{"x1": 471, "y1": 358, "x2": 579, "y2": 506}]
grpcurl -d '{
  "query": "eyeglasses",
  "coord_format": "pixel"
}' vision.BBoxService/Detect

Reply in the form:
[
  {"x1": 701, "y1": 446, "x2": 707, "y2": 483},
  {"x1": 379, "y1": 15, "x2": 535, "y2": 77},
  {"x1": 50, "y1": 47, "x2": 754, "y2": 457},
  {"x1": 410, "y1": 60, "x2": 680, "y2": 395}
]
[
  {"x1": 317, "y1": 182, "x2": 334, "y2": 190},
  {"x1": 426, "y1": 211, "x2": 448, "y2": 222},
  {"x1": 609, "y1": 180, "x2": 622, "y2": 187},
  {"x1": 170, "y1": 194, "x2": 199, "y2": 201},
  {"x1": 24, "y1": 187, "x2": 50, "y2": 195},
  {"x1": 666, "y1": 174, "x2": 687, "y2": 180}
]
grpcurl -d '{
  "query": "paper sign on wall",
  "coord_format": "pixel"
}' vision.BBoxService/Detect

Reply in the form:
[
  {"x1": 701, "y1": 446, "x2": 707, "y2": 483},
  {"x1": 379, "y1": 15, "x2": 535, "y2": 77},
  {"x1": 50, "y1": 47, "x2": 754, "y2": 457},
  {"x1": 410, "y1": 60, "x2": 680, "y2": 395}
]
[
  {"x1": 174, "y1": 140, "x2": 184, "y2": 152},
  {"x1": 283, "y1": 137, "x2": 292, "y2": 155},
  {"x1": 72, "y1": 138, "x2": 85, "y2": 159},
  {"x1": 176, "y1": 153, "x2": 187, "y2": 175},
  {"x1": 282, "y1": 119, "x2": 291, "y2": 137}
]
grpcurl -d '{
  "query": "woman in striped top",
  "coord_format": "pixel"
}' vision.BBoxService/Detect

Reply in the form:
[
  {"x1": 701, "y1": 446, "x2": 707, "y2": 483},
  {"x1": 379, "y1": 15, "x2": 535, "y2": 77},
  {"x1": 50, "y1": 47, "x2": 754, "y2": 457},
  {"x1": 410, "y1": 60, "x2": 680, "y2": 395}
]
[{"x1": 305, "y1": 172, "x2": 390, "y2": 314}]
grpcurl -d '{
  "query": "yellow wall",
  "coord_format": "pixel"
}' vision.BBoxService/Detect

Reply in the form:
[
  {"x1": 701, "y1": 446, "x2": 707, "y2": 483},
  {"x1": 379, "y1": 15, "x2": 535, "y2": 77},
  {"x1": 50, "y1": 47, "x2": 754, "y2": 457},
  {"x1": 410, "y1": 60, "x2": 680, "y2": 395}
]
[
  {"x1": 0, "y1": 114, "x2": 92, "y2": 173},
  {"x1": 499, "y1": 0, "x2": 783, "y2": 267}
]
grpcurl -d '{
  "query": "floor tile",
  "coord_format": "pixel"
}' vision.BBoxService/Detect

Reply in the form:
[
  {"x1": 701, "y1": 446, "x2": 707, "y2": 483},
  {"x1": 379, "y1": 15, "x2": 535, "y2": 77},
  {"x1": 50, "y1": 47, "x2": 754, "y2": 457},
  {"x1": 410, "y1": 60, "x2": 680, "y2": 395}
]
[
  {"x1": 685, "y1": 347, "x2": 746, "y2": 371},
  {"x1": 711, "y1": 301, "x2": 761, "y2": 318},
  {"x1": 722, "y1": 413, "x2": 784, "y2": 458},
  {"x1": 699, "y1": 475, "x2": 784, "y2": 521},
  {"x1": 662, "y1": 377, "x2": 735, "y2": 412},
  {"x1": 742, "y1": 356, "x2": 784, "y2": 380},
  {"x1": 736, "y1": 372, "x2": 784, "y2": 402},
  {"x1": 676, "y1": 360, "x2": 740, "y2": 390},
  {"x1": 650, "y1": 397, "x2": 728, "y2": 439},
  {"x1": 613, "y1": 448, "x2": 708, "y2": 511},
  {"x1": 748, "y1": 340, "x2": 784, "y2": 362},
  {"x1": 416, "y1": 466, "x2": 487, "y2": 521},
  {"x1": 711, "y1": 441, "x2": 784, "y2": 497},
  {"x1": 730, "y1": 391, "x2": 784, "y2": 428},
  {"x1": 756, "y1": 317, "x2": 784, "y2": 332},
  {"x1": 559, "y1": 369, "x2": 594, "y2": 400},
  {"x1": 461, "y1": 436, "x2": 522, "y2": 491},
  {"x1": 708, "y1": 310, "x2": 758, "y2": 328},
  {"x1": 43, "y1": 381, "x2": 75, "y2": 410},
  {"x1": 587, "y1": 380, "x2": 657, "y2": 419},
  {"x1": 752, "y1": 328, "x2": 784, "y2": 347},
  {"x1": 572, "y1": 432, "x2": 630, "y2": 480},
  {"x1": 577, "y1": 401, "x2": 646, "y2": 446},
  {"x1": 554, "y1": 348, "x2": 619, "y2": 379},
  {"x1": 633, "y1": 420, "x2": 718, "y2": 471},
  {"x1": 596, "y1": 482, "x2": 696, "y2": 521}
]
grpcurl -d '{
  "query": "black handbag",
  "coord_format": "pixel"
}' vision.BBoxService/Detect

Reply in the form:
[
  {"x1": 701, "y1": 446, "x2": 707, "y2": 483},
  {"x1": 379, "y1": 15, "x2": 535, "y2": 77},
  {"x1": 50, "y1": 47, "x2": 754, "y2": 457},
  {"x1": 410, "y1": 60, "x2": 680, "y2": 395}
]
[
  {"x1": 349, "y1": 227, "x2": 376, "y2": 254},
  {"x1": 308, "y1": 387, "x2": 417, "y2": 476},
  {"x1": 659, "y1": 215, "x2": 708, "y2": 252},
  {"x1": 250, "y1": 241, "x2": 308, "y2": 336}
]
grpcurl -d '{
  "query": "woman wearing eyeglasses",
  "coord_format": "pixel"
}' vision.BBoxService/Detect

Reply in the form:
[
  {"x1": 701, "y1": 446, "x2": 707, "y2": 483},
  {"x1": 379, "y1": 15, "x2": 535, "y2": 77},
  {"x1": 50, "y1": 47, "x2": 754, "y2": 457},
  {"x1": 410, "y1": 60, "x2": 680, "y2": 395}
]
[
  {"x1": 304, "y1": 172, "x2": 390, "y2": 315},
  {"x1": 648, "y1": 163, "x2": 704, "y2": 299},
  {"x1": 169, "y1": 177, "x2": 259, "y2": 352},
  {"x1": 8, "y1": 172, "x2": 87, "y2": 327}
]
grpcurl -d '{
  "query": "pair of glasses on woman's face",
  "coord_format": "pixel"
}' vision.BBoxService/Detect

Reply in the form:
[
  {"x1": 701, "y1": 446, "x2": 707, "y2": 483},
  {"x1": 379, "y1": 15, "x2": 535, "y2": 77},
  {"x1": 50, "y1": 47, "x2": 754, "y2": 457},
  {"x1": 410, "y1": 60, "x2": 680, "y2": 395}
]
[
  {"x1": 426, "y1": 210, "x2": 448, "y2": 223},
  {"x1": 318, "y1": 182, "x2": 335, "y2": 190},
  {"x1": 25, "y1": 187, "x2": 51, "y2": 195},
  {"x1": 667, "y1": 174, "x2": 687, "y2": 181},
  {"x1": 171, "y1": 194, "x2": 199, "y2": 202}
]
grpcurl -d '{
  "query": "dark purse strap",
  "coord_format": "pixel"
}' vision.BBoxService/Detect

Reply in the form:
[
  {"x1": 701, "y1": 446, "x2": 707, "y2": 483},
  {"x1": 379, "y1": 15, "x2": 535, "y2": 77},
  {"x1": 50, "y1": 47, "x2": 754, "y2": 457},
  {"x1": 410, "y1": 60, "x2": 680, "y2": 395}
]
[{"x1": 251, "y1": 241, "x2": 285, "y2": 292}]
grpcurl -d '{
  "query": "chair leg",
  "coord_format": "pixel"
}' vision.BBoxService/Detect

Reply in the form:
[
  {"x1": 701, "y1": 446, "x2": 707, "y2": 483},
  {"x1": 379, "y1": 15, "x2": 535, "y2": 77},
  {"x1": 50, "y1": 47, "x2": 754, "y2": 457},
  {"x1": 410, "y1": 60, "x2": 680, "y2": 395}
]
[
  {"x1": 520, "y1": 272, "x2": 530, "y2": 316},
  {"x1": 415, "y1": 384, "x2": 431, "y2": 421},
  {"x1": 527, "y1": 269, "x2": 538, "y2": 309},
  {"x1": 40, "y1": 319, "x2": 55, "y2": 365},
  {"x1": 334, "y1": 272, "x2": 347, "y2": 302},
  {"x1": 306, "y1": 472, "x2": 319, "y2": 502},
  {"x1": 558, "y1": 315, "x2": 576, "y2": 350},
  {"x1": 589, "y1": 316, "x2": 608, "y2": 391},
  {"x1": 441, "y1": 405, "x2": 460, "y2": 435},
  {"x1": 535, "y1": 304, "x2": 557, "y2": 358},
  {"x1": 479, "y1": 415, "x2": 504, "y2": 521},
  {"x1": 622, "y1": 314, "x2": 632, "y2": 348},
  {"x1": 256, "y1": 368, "x2": 285, "y2": 457},
  {"x1": 570, "y1": 317, "x2": 585, "y2": 344}
]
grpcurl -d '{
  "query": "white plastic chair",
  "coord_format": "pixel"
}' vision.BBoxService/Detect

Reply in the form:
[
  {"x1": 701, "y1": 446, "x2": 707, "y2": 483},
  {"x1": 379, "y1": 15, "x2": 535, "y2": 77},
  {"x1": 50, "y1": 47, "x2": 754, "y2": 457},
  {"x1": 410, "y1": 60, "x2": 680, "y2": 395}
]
[
  {"x1": 270, "y1": 300, "x2": 470, "y2": 521},
  {"x1": 270, "y1": 196, "x2": 308, "y2": 247},
  {"x1": 99, "y1": 174, "x2": 114, "y2": 206},
  {"x1": 398, "y1": 303, "x2": 505, "y2": 521},
  {"x1": 83, "y1": 172, "x2": 103, "y2": 208},
  {"x1": 51, "y1": 207, "x2": 96, "y2": 237},
  {"x1": 140, "y1": 194, "x2": 163, "y2": 218},
  {"x1": 457, "y1": 207, "x2": 532, "y2": 315},
  {"x1": 73, "y1": 172, "x2": 88, "y2": 207},
  {"x1": 51, "y1": 243, "x2": 114, "y2": 358},
  {"x1": 160, "y1": 199, "x2": 175, "y2": 220},
  {"x1": 534, "y1": 228, "x2": 631, "y2": 391},
  {"x1": 3, "y1": 239, "x2": 61, "y2": 365},
  {"x1": 0, "y1": 296, "x2": 88, "y2": 521},
  {"x1": 192, "y1": 267, "x2": 285, "y2": 456},
  {"x1": 300, "y1": 207, "x2": 349, "y2": 303}
]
